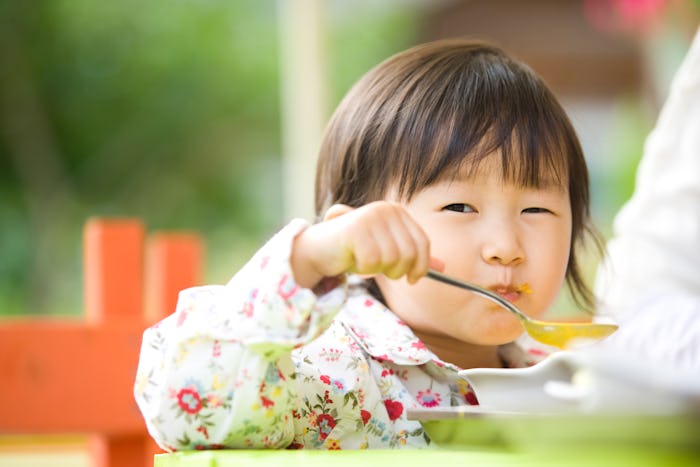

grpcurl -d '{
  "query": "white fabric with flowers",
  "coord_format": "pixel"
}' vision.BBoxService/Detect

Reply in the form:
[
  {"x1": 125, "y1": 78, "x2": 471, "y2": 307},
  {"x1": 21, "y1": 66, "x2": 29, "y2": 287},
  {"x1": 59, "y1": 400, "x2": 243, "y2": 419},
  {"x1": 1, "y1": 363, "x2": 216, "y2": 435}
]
[{"x1": 134, "y1": 219, "x2": 547, "y2": 451}]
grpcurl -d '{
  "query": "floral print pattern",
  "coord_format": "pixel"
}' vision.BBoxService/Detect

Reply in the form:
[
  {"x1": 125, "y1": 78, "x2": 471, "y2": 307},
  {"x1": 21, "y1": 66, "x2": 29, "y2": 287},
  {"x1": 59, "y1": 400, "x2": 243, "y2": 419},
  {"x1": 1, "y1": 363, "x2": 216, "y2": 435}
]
[
  {"x1": 134, "y1": 219, "x2": 548, "y2": 451},
  {"x1": 177, "y1": 387, "x2": 202, "y2": 414}
]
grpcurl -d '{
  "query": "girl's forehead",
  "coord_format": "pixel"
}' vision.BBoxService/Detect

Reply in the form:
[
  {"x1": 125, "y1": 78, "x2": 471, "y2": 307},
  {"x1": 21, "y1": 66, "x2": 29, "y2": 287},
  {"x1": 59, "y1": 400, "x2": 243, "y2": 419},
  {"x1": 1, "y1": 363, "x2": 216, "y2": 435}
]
[
  {"x1": 442, "y1": 150, "x2": 568, "y2": 190},
  {"x1": 434, "y1": 169, "x2": 566, "y2": 197}
]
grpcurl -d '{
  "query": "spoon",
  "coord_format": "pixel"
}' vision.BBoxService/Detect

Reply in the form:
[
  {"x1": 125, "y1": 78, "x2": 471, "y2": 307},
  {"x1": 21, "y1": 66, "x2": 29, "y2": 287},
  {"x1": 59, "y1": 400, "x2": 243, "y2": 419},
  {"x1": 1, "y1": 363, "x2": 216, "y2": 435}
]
[{"x1": 426, "y1": 269, "x2": 618, "y2": 349}]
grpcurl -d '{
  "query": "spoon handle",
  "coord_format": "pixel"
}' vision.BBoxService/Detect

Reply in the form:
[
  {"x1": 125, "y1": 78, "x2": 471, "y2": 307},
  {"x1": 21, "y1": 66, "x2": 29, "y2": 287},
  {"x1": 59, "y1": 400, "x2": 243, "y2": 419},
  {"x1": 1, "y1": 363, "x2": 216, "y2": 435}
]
[{"x1": 426, "y1": 269, "x2": 528, "y2": 321}]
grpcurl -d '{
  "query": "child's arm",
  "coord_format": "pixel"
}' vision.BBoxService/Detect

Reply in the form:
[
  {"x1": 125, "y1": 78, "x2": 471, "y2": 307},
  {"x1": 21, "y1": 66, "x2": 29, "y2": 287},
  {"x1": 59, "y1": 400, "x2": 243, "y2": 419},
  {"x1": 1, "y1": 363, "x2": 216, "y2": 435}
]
[
  {"x1": 134, "y1": 219, "x2": 346, "y2": 450},
  {"x1": 134, "y1": 202, "x2": 431, "y2": 450}
]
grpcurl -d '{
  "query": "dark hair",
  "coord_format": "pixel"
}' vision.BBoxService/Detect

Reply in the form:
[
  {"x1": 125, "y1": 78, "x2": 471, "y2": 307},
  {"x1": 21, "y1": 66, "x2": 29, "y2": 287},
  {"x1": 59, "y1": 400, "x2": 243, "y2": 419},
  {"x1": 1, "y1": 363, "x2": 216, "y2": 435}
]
[{"x1": 315, "y1": 38, "x2": 599, "y2": 309}]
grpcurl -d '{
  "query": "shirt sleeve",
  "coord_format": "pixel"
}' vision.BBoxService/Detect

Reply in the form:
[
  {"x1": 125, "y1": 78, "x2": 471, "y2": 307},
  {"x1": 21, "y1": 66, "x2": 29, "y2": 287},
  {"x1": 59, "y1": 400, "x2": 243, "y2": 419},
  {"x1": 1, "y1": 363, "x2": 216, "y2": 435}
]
[
  {"x1": 134, "y1": 219, "x2": 347, "y2": 450},
  {"x1": 594, "y1": 27, "x2": 700, "y2": 371}
]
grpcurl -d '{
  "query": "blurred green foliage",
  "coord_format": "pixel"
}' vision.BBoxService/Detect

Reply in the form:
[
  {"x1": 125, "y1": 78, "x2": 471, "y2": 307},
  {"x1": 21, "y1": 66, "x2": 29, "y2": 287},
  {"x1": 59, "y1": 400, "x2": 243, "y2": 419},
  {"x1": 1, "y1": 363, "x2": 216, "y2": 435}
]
[
  {"x1": 2, "y1": 0, "x2": 689, "y2": 319},
  {"x1": 0, "y1": 0, "x2": 417, "y2": 316}
]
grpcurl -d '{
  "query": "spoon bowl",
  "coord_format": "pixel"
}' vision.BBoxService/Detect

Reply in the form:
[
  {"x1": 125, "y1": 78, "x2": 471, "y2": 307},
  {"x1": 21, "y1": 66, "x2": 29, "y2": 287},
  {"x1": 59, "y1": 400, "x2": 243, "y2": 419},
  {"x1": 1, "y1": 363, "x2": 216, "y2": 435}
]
[{"x1": 426, "y1": 269, "x2": 618, "y2": 349}]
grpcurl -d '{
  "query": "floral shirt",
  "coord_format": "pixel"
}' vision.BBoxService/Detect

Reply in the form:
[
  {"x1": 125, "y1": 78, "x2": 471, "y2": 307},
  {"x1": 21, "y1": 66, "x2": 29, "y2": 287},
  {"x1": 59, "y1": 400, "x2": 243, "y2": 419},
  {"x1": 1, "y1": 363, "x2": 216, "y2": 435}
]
[{"x1": 134, "y1": 219, "x2": 548, "y2": 451}]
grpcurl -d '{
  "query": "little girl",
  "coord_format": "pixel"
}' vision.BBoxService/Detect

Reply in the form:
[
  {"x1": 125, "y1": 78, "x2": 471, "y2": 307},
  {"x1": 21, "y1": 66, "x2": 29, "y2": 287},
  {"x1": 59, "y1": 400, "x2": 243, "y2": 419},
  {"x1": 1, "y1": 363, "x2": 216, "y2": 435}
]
[{"x1": 135, "y1": 39, "x2": 597, "y2": 450}]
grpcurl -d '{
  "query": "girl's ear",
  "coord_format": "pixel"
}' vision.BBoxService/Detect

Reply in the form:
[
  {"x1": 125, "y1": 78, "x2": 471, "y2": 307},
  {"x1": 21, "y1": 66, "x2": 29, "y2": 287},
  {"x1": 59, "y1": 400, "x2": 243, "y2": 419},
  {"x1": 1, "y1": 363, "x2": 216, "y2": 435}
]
[{"x1": 323, "y1": 204, "x2": 354, "y2": 221}]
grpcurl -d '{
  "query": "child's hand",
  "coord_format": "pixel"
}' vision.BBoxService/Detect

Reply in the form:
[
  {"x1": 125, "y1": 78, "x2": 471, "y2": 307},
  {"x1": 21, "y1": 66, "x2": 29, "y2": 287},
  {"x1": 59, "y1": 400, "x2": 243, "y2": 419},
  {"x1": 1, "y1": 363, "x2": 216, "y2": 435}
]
[{"x1": 291, "y1": 202, "x2": 431, "y2": 289}]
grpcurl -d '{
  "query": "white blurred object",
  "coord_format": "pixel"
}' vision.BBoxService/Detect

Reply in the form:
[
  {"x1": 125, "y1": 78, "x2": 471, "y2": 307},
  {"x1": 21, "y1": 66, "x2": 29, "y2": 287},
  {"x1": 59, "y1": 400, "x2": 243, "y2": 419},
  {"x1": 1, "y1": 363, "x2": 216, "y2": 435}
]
[
  {"x1": 592, "y1": 292, "x2": 700, "y2": 373},
  {"x1": 278, "y1": 0, "x2": 328, "y2": 222},
  {"x1": 460, "y1": 351, "x2": 700, "y2": 415},
  {"x1": 594, "y1": 27, "x2": 700, "y2": 371}
]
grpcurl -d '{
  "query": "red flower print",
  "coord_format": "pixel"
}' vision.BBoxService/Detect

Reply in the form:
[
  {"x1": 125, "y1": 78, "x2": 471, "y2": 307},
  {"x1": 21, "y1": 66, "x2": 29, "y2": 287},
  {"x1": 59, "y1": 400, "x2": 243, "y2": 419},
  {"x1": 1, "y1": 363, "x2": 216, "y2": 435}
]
[
  {"x1": 360, "y1": 409, "x2": 371, "y2": 425},
  {"x1": 261, "y1": 395, "x2": 275, "y2": 408},
  {"x1": 316, "y1": 413, "x2": 336, "y2": 440},
  {"x1": 323, "y1": 390, "x2": 333, "y2": 404},
  {"x1": 364, "y1": 299, "x2": 373, "y2": 307},
  {"x1": 383, "y1": 399, "x2": 403, "y2": 421},
  {"x1": 465, "y1": 391, "x2": 479, "y2": 405},
  {"x1": 196, "y1": 425, "x2": 209, "y2": 439},
  {"x1": 410, "y1": 340, "x2": 426, "y2": 350},
  {"x1": 278, "y1": 274, "x2": 298, "y2": 300},
  {"x1": 195, "y1": 443, "x2": 225, "y2": 450},
  {"x1": 416, "y1": 389, "x2": 441, "y2": 408},
  {"x1": 374, "y1": 354, "x2": 394, "y2": 363},
  {"x1": 212, "y1": 340, "x2": 221, "y2": 357},
  {"x1": 177, "y1": 387, "x2": 202, "y2": 414},
  {"x1": 320, "y1": 375, "x2": 331, "y2": 385}
]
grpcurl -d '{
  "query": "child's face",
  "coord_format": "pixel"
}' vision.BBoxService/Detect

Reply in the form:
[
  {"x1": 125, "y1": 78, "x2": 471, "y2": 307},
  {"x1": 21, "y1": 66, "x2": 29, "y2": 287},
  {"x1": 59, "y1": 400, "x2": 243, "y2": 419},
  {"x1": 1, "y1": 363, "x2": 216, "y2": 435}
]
[{"x1": 376, "y1": 155, "x2": 572, "y2": 347}]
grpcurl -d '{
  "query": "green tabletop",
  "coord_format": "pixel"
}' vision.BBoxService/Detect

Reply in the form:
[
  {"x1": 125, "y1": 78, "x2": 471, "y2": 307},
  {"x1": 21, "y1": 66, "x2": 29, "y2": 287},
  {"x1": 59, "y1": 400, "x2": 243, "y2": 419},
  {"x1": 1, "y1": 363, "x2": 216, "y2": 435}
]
[
  {"x1": 155, "y1": 448, "x2": 696, "y2": 467},
  {"x1": 155, "y1": 414, "x2": 700, "y2": 467}
]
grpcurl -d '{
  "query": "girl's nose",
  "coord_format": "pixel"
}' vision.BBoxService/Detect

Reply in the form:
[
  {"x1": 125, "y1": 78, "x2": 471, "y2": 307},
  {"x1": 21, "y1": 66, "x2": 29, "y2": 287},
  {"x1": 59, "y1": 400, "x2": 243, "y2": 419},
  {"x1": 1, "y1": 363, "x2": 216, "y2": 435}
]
[{"x1": 480, "y1": 228, "x2": 525, "y2": 266}]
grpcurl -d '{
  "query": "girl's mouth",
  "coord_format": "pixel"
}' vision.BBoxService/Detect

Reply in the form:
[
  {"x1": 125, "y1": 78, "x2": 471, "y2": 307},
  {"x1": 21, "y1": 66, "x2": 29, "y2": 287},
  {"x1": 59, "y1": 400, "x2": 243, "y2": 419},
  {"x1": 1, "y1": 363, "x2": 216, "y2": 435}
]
[{"x1": 489, "y1": 283, "x2": 532, "y2": 302}]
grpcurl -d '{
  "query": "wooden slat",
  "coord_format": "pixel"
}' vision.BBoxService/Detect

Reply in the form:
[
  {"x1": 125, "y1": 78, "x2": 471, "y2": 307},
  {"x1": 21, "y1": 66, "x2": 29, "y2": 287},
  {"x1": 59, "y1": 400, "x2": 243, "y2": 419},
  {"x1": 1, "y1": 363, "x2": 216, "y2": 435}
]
[
  {"x1": 84, "y1": 218, "x2": 145, "y2": 323},
  {"x1": 146, "y1": 232, "x2": 204, "y2": 322},
  {"x1": 89, "y1": 434, "x2": 162, "y2": 467},
  {"x1": 0, "y1": 217, "x2": 205, "y2": 467},
  {"x1": 0, "y1": 320, "x2": 145, "y2": 434}
]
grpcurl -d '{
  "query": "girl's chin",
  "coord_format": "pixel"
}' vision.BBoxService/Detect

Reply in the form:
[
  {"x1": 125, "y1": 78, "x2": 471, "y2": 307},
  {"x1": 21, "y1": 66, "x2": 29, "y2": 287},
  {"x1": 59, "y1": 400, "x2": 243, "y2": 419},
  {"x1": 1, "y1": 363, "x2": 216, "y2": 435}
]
[{"x1": 468, "y1": 321, "x2": 525, "y2": 345}]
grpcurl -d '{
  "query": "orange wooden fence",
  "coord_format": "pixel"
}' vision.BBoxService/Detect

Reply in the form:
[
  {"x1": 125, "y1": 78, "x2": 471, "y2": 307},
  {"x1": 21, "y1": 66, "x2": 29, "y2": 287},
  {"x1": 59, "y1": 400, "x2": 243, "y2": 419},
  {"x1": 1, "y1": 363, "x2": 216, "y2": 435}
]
[{"x1": 0, "y1": 218, "x2": 204, "y2": 467}]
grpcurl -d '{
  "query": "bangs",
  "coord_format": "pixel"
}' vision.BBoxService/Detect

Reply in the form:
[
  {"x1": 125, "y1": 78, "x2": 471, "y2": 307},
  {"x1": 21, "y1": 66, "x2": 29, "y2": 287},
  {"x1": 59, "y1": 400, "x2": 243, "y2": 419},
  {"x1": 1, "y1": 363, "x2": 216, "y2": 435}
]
[
  {"x1": 408, "y1": 120, "x2": 573, "y2": 196},
  {"x1": 393, "y1": 51, "x2": 576, "y2": 200}
]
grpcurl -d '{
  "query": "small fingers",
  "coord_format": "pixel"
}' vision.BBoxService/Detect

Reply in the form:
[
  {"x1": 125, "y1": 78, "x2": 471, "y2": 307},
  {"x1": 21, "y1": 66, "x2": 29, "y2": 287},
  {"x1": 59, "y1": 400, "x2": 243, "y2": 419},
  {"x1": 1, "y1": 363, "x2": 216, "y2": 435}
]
[
  {"x1": 353, "y1": 203, "x2": 430, "y2": 283},
  {"x1": 353, "y1": 231, "x2": 392, "y2": 275},
  {"x1": 382, "y1": 213, "x2": 423, "y2": 282},
  {"x1": 399, "y1": 209, "x2": 431, "y2": 283},
  {"x1": 352, "y1": 215, "x2": 404, "y2": 276}
]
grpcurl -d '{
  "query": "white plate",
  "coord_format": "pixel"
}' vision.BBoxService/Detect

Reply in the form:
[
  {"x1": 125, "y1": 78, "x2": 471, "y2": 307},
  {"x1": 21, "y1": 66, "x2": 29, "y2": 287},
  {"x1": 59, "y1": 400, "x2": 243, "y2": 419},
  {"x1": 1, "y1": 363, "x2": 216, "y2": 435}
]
[{"x1": 458, "y1": 351, "x2": 700, "y2": 415}]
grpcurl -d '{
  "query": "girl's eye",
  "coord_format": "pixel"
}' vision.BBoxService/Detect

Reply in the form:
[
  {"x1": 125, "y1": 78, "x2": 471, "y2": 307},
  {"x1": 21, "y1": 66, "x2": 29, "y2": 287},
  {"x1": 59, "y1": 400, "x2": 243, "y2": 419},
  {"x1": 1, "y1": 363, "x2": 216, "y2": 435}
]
[
  {"x1": 522, "y1": 207, "x2": 552, "y2": 214},
  {"x1": 443, "y1": 203, "x2": 476, "y2": 213}
]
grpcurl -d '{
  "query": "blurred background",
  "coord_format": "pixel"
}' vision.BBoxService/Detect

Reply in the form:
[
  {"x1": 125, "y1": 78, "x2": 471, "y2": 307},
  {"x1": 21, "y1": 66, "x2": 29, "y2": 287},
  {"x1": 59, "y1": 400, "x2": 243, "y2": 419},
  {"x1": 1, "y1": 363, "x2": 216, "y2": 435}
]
[
  {"x1": 1, "y1": 0, "x2": 698, "y2": 320},
  {"x1": 1, "y1": 0, "x2": 699, "y2": 465}
]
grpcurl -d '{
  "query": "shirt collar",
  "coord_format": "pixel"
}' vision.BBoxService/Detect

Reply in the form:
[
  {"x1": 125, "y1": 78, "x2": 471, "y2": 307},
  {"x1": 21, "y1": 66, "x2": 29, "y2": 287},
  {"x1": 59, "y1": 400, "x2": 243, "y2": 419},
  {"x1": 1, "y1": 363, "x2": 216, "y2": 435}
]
[
  {"x1": 338, "y1": 279, "x2": 545, "y2": 369},
  {"x1": 338, "y1": 286, "x2": 447, "y2": 367}
]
